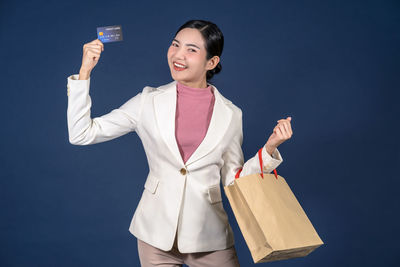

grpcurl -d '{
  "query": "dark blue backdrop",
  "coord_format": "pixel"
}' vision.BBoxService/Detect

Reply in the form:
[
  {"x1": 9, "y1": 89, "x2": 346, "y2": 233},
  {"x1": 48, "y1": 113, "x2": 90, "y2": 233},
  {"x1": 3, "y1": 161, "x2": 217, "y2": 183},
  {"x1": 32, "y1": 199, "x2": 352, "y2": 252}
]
[{"x1": 1, "y1": 0, "x2": 399, "y2": 266}]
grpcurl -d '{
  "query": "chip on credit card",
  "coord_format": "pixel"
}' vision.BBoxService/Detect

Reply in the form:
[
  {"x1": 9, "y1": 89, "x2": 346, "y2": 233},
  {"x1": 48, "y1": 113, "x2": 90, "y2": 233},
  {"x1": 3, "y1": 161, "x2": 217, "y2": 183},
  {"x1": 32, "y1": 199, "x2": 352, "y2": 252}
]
[{"x1": 97, "y1": 25, "x2": 123, "y2": 43}]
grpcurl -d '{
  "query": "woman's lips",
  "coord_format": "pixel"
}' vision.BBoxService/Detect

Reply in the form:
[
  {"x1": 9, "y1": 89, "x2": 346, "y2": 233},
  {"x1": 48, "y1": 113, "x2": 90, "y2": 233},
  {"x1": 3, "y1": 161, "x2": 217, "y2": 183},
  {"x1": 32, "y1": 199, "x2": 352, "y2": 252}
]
[
  {"x1": 173, "y1": 62, "x2": 187, "y2": 71},
  {"x1": 174, "y1": 65, "x2": 186, "y2": 71}
]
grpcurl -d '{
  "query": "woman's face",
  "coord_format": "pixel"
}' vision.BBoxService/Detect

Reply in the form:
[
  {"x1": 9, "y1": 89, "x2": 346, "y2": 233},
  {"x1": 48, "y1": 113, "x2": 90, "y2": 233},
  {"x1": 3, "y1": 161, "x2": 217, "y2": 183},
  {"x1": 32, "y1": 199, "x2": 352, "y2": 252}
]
[{"x1": 167, "y1": 28, "x2": 218, "y2": 88}]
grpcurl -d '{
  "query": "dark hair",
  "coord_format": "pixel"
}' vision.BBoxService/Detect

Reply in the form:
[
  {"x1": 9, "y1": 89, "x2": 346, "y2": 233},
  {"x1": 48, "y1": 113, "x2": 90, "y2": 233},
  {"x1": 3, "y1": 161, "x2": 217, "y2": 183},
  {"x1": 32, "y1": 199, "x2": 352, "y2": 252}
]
[{"x1": 174, "y1": 20, "x2": 224, "y2": 81}]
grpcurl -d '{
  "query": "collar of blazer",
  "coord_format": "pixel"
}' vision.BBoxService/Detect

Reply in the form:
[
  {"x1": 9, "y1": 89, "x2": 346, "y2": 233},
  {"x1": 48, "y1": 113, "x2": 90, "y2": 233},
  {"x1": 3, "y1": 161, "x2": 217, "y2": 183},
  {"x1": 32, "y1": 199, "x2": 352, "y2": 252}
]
[{"x1": 153, "y1": 80, "x2": 234, "y2": 167}]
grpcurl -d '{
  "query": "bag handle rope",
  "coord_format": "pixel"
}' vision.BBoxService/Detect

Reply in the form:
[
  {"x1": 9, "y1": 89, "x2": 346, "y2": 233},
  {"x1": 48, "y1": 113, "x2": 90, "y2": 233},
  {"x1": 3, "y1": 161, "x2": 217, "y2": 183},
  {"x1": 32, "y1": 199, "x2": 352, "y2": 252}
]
[{"x1": 234, "y1": 147, "x2": 278, "y2": 180}]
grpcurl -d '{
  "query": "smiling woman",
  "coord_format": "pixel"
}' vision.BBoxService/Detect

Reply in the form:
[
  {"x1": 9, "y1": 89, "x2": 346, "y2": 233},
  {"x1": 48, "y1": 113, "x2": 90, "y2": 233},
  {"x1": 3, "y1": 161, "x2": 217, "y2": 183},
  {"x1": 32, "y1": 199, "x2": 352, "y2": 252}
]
[
  {"x1": 66, "y1": 19, "x2": 292, "y2": 267},
  {"x1": 167, "y1": 20, "x2": 224, "y2": 88}
]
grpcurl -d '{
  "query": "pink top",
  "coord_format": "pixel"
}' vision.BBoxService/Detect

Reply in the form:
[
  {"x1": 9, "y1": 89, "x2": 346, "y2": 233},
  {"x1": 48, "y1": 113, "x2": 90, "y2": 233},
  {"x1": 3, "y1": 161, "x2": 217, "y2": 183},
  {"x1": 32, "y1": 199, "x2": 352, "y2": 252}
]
[{"x1": 175, "y1": 81, "x2": 215, "y2": 164}]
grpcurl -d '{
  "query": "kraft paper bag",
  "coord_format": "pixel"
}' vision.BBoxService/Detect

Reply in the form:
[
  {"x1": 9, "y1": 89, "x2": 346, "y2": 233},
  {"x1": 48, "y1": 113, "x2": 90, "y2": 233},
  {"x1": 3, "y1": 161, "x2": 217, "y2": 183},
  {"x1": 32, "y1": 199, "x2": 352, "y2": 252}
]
[{"x1": 223, "y1": 149, "x2": 324, "y2": 263}]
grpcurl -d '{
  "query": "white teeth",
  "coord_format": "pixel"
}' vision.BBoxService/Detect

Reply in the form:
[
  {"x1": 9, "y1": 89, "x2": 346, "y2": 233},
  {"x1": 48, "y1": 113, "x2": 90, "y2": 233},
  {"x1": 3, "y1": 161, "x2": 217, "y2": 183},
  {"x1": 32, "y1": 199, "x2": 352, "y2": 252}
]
[{"x1": 174, "y1": 62, "x2": 187, "y2": 68}]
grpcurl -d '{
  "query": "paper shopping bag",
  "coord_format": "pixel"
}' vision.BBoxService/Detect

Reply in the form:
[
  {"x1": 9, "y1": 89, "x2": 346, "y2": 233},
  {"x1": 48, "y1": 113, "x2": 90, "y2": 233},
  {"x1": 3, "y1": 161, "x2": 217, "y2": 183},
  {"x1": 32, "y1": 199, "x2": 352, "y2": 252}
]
[{"x1": 223, "y1": 148, "x2": 324, "y2": 263}]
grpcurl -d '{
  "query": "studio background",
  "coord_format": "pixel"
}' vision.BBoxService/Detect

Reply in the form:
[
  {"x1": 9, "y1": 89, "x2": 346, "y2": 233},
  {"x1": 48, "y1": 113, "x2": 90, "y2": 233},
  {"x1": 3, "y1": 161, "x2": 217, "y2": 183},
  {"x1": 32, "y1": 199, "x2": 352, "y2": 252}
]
[{"x1": 1, "y1": 0, "x2": 398, "y2": 266}]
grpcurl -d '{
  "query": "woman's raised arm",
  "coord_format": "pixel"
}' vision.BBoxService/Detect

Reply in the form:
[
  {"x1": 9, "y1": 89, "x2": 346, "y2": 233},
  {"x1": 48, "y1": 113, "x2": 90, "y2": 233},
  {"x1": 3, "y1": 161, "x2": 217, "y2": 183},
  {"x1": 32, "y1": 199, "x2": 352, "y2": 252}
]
[
  {"x1": 66, "y1": 39, "x2": 144, "y2": 145},
  {"x1": 220, "y1": 109, "x2": 283, "y2": 187},
  {"x1": 66, "y1": 75, "x2": 144, "y2": 145}
]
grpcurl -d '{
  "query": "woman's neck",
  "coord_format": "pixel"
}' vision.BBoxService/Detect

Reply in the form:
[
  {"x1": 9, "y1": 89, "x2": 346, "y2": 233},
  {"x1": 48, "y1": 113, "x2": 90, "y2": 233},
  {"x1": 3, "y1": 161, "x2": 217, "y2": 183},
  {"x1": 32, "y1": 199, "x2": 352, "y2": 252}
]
[{"x1": 176, "y1": 79, "x2": 208, "y2": 89}]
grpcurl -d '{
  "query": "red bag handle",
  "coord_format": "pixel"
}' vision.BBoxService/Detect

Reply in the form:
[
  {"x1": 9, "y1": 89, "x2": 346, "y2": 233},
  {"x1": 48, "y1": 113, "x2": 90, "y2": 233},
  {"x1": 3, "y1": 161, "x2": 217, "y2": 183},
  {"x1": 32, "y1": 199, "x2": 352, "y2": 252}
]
[{"x1": 234, "y1": 147, "x2": 278, "y2": 179}]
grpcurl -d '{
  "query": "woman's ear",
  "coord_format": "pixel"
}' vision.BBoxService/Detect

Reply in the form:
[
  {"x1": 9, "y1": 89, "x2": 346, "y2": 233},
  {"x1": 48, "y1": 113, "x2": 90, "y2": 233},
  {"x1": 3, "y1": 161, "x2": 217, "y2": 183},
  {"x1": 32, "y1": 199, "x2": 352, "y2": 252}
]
[{"x1": 206, "y1": 56, "x2": 220, "y2": 71}]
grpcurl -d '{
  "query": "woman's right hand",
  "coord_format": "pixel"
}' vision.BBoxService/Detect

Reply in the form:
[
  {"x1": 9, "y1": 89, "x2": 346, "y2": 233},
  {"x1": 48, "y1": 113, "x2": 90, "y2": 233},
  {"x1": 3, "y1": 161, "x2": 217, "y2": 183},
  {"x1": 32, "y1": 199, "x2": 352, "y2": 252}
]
[{"x1": 79, "y1": 39, "x2": 104, "y2": 79}]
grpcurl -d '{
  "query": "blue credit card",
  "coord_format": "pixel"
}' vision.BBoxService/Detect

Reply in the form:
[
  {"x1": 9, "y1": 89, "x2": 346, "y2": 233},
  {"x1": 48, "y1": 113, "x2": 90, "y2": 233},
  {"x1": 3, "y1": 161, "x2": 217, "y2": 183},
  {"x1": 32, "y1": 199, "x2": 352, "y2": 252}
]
[{"x1": 97, "y1": 25, "x2": 123, "y2": 43}]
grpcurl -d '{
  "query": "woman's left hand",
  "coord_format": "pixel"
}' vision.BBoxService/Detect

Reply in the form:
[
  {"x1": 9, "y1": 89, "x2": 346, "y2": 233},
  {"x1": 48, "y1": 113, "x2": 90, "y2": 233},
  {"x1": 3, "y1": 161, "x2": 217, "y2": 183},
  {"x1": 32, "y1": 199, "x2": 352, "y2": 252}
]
[{"x1": 265, "y1": 116, "x2": 293, "y2": 155}]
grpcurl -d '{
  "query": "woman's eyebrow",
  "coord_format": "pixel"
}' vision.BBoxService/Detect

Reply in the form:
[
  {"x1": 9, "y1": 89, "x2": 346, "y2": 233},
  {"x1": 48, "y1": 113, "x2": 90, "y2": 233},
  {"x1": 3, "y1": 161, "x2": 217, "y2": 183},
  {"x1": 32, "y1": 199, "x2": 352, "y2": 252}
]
[{"x1": 173, "y1": 39, "x2": 201, "y2": 49}]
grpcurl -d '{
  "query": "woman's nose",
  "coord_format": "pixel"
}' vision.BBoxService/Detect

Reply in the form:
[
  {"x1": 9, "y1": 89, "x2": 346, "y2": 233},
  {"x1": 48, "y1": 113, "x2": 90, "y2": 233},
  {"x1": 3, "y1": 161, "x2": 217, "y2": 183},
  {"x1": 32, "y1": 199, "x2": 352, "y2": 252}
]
[{"x1": 174, "y1": 47, "x2": 185, "y2": 59}]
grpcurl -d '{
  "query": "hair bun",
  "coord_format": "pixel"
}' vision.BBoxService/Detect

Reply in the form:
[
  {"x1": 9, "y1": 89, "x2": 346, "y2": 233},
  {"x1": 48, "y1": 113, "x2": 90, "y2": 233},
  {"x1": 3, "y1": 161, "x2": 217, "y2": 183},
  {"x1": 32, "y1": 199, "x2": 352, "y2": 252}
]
[
  {"x1": 214, "y1": 62, "x2": 222, "y2": 74},
  {"x1": 206, "y1": 62, "x2": 222, "y2": 81}
]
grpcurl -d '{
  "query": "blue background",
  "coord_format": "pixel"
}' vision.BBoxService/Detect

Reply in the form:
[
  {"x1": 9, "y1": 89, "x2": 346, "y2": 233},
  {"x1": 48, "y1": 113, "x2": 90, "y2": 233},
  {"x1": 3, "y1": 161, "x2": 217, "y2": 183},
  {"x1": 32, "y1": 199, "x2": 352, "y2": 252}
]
[{"x1": 1, "y1": 0, "x2": 399, "y2": 266}]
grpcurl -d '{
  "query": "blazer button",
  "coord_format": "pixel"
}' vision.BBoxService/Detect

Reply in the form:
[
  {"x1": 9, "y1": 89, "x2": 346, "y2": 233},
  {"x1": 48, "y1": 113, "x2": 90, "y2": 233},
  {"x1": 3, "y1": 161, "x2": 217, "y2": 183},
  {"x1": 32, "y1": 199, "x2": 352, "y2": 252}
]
[{"x1": 180, "y1": 168, "x2": 187, "y2": 175}]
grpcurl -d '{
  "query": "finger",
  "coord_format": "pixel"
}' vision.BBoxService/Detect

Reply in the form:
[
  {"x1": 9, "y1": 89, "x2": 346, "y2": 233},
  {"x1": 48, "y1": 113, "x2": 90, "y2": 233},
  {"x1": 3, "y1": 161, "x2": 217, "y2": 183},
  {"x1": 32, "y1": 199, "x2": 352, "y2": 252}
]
[
  {"x1": 276, "y1": 125, "x2": 284, "y2": 139},
  {"x1": 282, "y1": 122, "x2": 292, "y2": 138},
  {"x1": 274, "y1": 124, "x2": 281, "y2": 135},
  {"x1": 287, "y1": 120, "x2": 293, "y2": 135},
  {"x1": 95, "y1": 43, "x2": 104, "y2": 52},
  {"x1": 85, "y1": 44, "x2": 103, "y2": 51},
  {"x1": 87, "y1": 49, "x2": 101, "y2": 55},
  {"x1": 95, "y1": 39, "x2": 104, "y2": 50},
  {"x1": 274, "y1": 123, "x2": 284, "y2": 134},
  {"x1": 273, "y1": 126, "x2": 280, "y2": 136},
  {"x1": 276, "y1": 121, "x2": 287, "y2": 129},
  {"x1": 90, "y1": 47, "x2": 102, "y2": 52},
  {"x1": 280, "y1": 120, "x2": 291, "y2": 134},
  {"x1": 85, "y1": 43, "x2": 102, "y2": 48},
  {"x1": 95, "y1": 38, "x2": 104, "y2": 45},
  {"x1": 86, "y1": 43, "x2": 102, "y2": 47},
  {"x1": 279, "y1": 123, "x2": 289, "y2": 139},
  {"x1": 91, "y1": 39, "x2": 103, "y2": 45},
  {"x1": 278, "y1": 124, "x2": 289, "y2": 139},
  {"x1": 86, "y1": 47, "x2": 102, "y2": 54},
  {"x1": 277, "y1": 118, "x2": 289, "y2": 123}
]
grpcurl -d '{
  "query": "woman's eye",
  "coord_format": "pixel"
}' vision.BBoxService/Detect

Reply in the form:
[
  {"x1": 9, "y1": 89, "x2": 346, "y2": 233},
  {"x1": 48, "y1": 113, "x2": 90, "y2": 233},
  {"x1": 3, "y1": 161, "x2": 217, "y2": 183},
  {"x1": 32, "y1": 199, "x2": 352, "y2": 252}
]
[
  {"x1": 189, "y1": 49, "x2": 196, "y2": 52},
  {"x1": 172, "y1": 43, "x2": 178, "y2": 47}
]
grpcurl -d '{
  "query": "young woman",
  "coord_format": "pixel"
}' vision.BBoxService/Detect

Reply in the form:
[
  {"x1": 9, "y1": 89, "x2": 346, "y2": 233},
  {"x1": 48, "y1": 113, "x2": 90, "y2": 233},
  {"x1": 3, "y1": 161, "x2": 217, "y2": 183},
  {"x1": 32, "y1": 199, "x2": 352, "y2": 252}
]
[{"x1": 67, "y1": 20, "x2": 293, "y2": 267}]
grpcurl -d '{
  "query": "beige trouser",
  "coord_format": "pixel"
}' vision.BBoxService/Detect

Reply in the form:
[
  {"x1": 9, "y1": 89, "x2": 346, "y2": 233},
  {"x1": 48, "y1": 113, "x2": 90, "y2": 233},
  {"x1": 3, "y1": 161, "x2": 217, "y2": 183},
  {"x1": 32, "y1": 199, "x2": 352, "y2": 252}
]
[{"x1": 137, "y1": 232, "x2": 240, "y2": 267}]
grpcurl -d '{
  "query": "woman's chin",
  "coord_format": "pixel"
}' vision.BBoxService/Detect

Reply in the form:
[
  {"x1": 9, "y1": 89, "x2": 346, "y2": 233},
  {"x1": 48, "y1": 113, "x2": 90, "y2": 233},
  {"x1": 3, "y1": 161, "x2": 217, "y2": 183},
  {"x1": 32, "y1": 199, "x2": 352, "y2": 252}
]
[{"x1": 170, "y1": 72, "x2": 188, "y2": 82}]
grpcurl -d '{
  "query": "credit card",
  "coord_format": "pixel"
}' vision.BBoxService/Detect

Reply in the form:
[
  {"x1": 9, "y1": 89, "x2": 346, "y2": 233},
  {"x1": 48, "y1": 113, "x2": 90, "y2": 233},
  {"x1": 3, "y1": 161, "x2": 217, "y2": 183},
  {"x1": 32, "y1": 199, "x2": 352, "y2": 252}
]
[{"x1": 97, "y1": 25, "x2": 123, "y2": 43}]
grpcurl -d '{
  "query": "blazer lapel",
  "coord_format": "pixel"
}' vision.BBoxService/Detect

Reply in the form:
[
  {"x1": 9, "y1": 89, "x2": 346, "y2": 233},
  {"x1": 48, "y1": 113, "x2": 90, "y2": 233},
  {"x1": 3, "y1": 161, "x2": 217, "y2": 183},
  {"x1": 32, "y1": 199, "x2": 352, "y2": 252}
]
[{"x1": 153, "y1": 80, "x2": 233, "y2": 167}]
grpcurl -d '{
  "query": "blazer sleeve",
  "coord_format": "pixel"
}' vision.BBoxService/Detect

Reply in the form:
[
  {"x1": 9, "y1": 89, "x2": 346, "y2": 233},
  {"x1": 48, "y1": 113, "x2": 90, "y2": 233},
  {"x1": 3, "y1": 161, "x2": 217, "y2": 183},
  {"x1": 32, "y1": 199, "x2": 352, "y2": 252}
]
[
  {"x1": 66, "y1": 74, "x2": 144, "y2": 145},
  {"x1": 220, "y1": 109, "x2": 283, "y2": 187}
]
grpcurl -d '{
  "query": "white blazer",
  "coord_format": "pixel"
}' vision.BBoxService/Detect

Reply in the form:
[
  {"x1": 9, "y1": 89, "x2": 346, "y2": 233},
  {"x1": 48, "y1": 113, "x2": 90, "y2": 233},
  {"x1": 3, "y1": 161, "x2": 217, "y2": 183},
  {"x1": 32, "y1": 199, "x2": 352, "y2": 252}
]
[{"x1": 66, "y1": 74, "x2": 283, "y2": 253}]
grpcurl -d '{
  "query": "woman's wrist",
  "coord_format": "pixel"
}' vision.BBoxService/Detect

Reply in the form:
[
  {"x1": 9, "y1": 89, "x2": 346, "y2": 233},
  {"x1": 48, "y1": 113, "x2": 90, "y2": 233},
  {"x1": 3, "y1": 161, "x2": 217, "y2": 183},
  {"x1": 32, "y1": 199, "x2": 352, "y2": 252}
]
[
  {"x1": 79, "y1": 68, "x2": 91, "y2": 80},
  {"x1": 265, "y1": 144, "x2": 276, "y2": 157}
]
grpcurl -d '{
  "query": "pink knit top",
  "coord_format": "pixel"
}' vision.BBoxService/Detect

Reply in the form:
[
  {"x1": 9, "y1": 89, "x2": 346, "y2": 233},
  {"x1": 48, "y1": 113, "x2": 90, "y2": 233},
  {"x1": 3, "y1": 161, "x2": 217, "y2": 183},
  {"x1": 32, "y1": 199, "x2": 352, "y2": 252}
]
[{"x1": 175, "y1": 81, "x2": 215, "y2": 164}]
